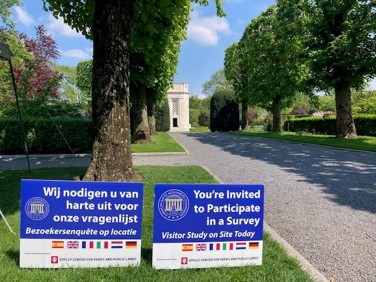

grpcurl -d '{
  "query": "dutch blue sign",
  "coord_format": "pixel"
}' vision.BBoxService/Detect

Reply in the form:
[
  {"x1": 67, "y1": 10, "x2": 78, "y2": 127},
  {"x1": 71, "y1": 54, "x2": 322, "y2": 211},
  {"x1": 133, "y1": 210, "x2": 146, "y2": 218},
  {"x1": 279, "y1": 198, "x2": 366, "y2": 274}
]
[{"x1": 20, "y1": 180, "x2": 143, "y2": 240}]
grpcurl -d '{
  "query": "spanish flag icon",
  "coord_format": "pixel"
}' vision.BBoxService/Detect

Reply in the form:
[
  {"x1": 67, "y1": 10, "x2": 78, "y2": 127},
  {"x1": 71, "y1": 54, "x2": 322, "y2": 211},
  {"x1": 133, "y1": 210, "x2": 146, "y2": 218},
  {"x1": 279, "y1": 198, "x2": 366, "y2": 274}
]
[
  {"x1": 52, "y1": 241, "x2": 64, "y2": 248},
  {"x1": 182, "y1": 244, "x2": 193, "y2": 251}
]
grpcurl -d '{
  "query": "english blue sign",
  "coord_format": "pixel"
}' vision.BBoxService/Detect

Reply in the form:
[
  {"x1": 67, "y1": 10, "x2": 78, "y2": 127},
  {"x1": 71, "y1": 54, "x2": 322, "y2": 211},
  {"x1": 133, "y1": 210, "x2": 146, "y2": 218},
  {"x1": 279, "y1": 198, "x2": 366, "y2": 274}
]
[
  {"x1": 152, "y1": 183, "x2": 265, "y2": 269},
  {"x1": 153, "y1": 184, "x2": 264, "y2": 243}
]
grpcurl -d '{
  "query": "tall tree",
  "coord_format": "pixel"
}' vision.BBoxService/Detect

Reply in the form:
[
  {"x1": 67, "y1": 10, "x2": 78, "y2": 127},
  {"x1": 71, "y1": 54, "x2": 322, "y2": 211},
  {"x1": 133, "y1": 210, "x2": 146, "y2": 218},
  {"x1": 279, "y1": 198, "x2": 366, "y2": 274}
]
[
  {"x1": 76, "y1": 60, "x2": 92, "y2": 96},
  {"x1": 351, "y1": 90, "x2": 376, "y2": 114},
  {"x1": 202, "y1": 69, "x2": 233, "y2": 96},
  {"x1": 56, "y1": 64, "x2": 91, "y2": 111},
  {"x1": 43, "y1": 0, "x2": 224, "y2": 181},
  {"x1": 239, "y1": 6, "x2": 293, "y2": 132},
  {"x1": 15, "y1": 25, "x2": 61, "y2": 100},
  {"x1": 1, "y1": 26, "x2": 61, "y2": 102},
  {"x1": 55, "y1": 65, "x2": 78, "y2": 102},
  {"x1": 224, "y1": 43, "x2": 249, "y2": 129},
  {"x1": 76, "y1": 59, "x2": 92, "y2": 104},
  {"x1": 305, "y1": 0, "x2": 376, "y2": 138},
  {"x1": 238, "y1": 6, "x2": 307, "y2": 131},
  {"x1": 0, "y1": 0, "x2": 21, "y2": 29},
  {"x1": 0, "y1": 28, "x2": 32, "y2": 102}
]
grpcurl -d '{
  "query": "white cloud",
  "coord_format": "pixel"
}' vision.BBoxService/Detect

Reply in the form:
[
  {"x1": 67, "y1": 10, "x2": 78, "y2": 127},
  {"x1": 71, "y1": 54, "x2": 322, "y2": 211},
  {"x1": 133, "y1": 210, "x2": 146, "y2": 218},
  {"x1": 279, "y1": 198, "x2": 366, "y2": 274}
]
[
  {"x1": 367, "y1": 78, "x2": 376, "y2": 90},
  {"x1": 187, "y1": 11, "x2": 231, "y2": 46},
  {"x1": 14, "y1": 6, "x2": 35, "y2": 26},
  {"x1": 60, "y1": 48, "x2": 92, "y2": 60},
  {"x1": 47, "y1": 15, "x2": 83, "y2": 37}
]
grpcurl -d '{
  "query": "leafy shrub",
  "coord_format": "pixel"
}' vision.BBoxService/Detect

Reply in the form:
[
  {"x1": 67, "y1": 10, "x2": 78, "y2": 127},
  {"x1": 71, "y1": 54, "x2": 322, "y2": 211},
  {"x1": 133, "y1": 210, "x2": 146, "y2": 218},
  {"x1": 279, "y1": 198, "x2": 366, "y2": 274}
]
[
  {"x1": 198, "y1": 111, "x2": 210, "y2": 127},
  {"x1": 263, "y1": 115, "x2": 273, "y2": 132},
  {"x1": 155, "y1": 100, "x2": 170, "y2": 132},
  {"x1": 291, "y1": 105, "x2": 310, "y2": 116},
  {"x1": 189, "y1": 109, "x2": 200, "y2": 127},
  {"x1": 210, "y1": 90, "x2": 239, "y2": 132}
]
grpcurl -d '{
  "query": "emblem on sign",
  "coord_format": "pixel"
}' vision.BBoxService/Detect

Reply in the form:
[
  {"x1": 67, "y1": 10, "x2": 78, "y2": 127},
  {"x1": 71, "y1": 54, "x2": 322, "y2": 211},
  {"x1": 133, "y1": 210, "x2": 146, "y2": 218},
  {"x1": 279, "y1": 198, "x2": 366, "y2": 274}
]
[
  {"x1": 158, "y1": 189, "x2": 189, "y2": 221},
  {"x1": 25, "y1": 197, "x2": 50, "y2": 220}
]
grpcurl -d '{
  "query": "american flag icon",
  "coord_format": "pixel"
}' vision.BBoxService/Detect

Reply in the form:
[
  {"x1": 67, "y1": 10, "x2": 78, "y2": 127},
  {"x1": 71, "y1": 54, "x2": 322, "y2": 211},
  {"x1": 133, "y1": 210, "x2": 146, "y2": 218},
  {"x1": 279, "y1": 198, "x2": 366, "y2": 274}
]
[
  {"x1": 196, "y1": 243, "x2": 206, "y2": 251},
  {"x1": 67, "y1": 241, "x2": 79, "y2": 249}
]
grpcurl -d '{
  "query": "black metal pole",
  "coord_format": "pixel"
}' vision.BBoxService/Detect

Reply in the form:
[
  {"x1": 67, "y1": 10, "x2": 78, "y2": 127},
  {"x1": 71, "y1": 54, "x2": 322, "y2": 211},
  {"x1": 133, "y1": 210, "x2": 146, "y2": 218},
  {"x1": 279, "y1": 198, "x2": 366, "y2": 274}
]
[{"x1": 9, "y1": 61, "x2": 31, "y2": 172}]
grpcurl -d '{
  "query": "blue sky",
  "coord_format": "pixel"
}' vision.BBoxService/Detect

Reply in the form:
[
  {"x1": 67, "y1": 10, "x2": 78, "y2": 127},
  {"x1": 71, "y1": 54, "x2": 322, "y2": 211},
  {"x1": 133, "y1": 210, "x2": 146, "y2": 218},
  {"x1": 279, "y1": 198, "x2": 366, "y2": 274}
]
[{"x1": 11, "y1": 0, "x2": 276, "y2": 96}]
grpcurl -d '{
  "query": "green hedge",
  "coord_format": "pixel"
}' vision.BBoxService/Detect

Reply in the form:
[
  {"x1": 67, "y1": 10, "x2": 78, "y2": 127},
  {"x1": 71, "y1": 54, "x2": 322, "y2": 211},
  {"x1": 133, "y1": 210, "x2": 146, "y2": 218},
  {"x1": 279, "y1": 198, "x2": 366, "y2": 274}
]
[
  {"x1": 354, "y1": 114, "x2": 376, "y2": 136},
  {"x1": 189, "y1": 109, "x2": 200, "y2": 127},
  {"x1": 0, "y1": 118, "x2": 92, "y2": 154},
  {"x1": 283, "y1": 114, "x2": 376, "y2": 136},
  {"x1": 155, "y1": 100, "x2": 170, "y2": 132},
  {"x1": 210, "y1": 90, "x2": 239, "y2": 132}
]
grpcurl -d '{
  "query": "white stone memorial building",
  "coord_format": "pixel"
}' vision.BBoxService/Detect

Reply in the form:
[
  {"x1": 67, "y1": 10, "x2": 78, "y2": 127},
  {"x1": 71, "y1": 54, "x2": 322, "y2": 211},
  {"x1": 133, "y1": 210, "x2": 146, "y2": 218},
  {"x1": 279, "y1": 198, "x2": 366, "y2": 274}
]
[{"x1": 167, "y1": 83, "x2": 191, "y2": 132}]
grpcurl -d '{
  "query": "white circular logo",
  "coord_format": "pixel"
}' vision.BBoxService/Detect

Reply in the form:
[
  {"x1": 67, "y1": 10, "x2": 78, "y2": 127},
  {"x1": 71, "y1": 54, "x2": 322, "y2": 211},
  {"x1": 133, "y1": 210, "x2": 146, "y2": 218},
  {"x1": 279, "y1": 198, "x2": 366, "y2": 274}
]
[
  {"x1": 25, "y1": 197, "x2": 49, "y2": 220},
  {"x1": 158, "y1": 189, "x2": 189, "y2": 221}
]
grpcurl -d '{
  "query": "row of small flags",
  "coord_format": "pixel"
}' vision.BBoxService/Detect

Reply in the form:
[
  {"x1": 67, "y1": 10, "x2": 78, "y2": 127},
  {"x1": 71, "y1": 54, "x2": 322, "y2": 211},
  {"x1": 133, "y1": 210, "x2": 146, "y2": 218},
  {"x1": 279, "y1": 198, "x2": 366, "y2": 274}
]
[
  {"x1": 51, "y1": 240, "x2": 137, "y2": 249},
  {"x1": 182, "y1": 242, "x2": 259, "y2": 252}
]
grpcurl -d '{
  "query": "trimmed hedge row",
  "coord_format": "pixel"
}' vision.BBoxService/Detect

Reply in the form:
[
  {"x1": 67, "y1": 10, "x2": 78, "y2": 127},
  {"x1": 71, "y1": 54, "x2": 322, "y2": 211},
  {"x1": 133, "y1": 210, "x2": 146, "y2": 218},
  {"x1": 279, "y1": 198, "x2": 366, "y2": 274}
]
[
  {"x1": 0, "y1": 118, "x2": 92, "y2": 154},
  {"x1": 155, "y1": 101, "x2": 170, "y2": 132},
  {"x1": 283, "y1": 114, "x2": 376, "y2": 136},
  {"x1": 210, "y1": 90, "x2": 239, "y2": 132}
]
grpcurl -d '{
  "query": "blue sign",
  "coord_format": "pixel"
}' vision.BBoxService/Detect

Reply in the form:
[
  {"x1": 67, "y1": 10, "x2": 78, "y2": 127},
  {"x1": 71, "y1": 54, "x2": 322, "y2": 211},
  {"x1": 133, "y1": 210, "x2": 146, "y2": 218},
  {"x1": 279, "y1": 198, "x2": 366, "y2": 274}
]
[
  {"x1": 153, "y1": 184, "x2": 265, "y2": 269},
  {"x1": 153, "y1": 184, "x2": 264, "y2": 243},
  {"x1": 20, "y1": 180, "x2": 143, "y2": 240}
]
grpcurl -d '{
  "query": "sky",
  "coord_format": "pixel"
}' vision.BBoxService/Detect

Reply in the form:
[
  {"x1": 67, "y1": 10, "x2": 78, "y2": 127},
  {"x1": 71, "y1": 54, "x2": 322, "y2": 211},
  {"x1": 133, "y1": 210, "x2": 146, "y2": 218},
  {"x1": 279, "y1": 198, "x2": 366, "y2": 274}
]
[{"x1": 10, "y1": 0, "x2": 376, "y2": 96}]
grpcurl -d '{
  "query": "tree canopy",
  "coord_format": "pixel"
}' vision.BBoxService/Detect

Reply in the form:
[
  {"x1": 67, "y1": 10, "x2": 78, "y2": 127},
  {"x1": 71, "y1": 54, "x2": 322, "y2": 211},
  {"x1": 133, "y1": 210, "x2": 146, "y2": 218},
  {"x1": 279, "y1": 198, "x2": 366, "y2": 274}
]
[
  {"x1": 0, "y1": 25, "x2": 61, "y2": 102},
  {"x1": 42, "y1": 0, "x2": 225, "y2": 40},
  {"x1": 76, "y1": 59, "x2": 92, "y2": 102},
  {"x1": 16, "y1": 25, "x2": 61, "y2": 100},
  {"x1": 0, "y1": 0, "x2": 21, "y2": 29},
  {"x1": 202, "y1": 69, "x2": 233, "y2": 96}
]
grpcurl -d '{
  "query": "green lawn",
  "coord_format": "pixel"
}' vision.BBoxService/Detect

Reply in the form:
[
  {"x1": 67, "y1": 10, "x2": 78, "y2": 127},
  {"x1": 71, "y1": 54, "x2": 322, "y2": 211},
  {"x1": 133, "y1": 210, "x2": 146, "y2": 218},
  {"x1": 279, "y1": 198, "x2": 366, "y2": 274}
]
[
  {"x1": 190, "y1": 126, "x2": 210, "y2": 133},
  {"x1": 232, "y1": 130, "x2": 376, "y2": 152},
  {"x1": 131, "y1": 132, "x2": 185, "y2": 153},
  {"x1": 0, "y1": 167, "x2": 313, "y2": 282}
]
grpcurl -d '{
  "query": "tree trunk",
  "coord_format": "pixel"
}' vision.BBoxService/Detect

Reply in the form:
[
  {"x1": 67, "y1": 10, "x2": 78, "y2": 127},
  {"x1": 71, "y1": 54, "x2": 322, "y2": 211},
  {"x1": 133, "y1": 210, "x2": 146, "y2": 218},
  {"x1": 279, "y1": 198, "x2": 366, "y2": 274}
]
[
  {"x1": 272, "y1": 95, "x2": 282, "y2": 132},
  {"x1": 241, "y1": 99, "x2": 249, "y2": 130},
  {"x1": 335, "y1": 83, "x2": 357, "y2": 138},
  {"x1": 84, "y1": 0, "x2": 137, "y2": 181},
  {"x1": 148, "y1": 104, "x2": 157, "y2": 135},
  {"x1": 131, "y1": 86, "x2": 152, "y2": 144}
]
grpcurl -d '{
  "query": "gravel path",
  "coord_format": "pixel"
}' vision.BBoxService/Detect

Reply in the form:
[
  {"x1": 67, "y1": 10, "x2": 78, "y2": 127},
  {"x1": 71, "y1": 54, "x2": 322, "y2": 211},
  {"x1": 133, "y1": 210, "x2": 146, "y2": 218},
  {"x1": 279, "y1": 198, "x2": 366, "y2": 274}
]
[
  {"x1": 1, "y1": 132, "x2": 375, "y2": 281},
  {"x1": 133, "y1": 132, "x2": 376, "y2": 282}
]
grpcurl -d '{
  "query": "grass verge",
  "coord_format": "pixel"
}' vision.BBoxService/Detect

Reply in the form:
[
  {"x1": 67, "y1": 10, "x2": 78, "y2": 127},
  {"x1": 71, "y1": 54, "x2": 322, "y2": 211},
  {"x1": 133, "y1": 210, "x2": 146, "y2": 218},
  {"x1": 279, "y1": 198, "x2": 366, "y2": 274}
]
[
  {"x1": 190, "y1": 126, "x2": 210, "y2": 133},
  {"x1": 131, "y1": 132, "x2": 185, "y2": 153},
  {"x1": 233, "y1": 130, "x2": 376, "y2": 152},
  {"x1": 0, "y1": 167, "x2": 313, "y2": 282}
]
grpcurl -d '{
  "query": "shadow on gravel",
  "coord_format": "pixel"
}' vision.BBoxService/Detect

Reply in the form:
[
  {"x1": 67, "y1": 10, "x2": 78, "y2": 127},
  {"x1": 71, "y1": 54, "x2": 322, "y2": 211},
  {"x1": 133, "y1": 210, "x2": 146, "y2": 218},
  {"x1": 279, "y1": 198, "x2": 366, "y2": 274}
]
[{"x1": 187, "y1": 132, "x2": 376, "y2": 214}]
